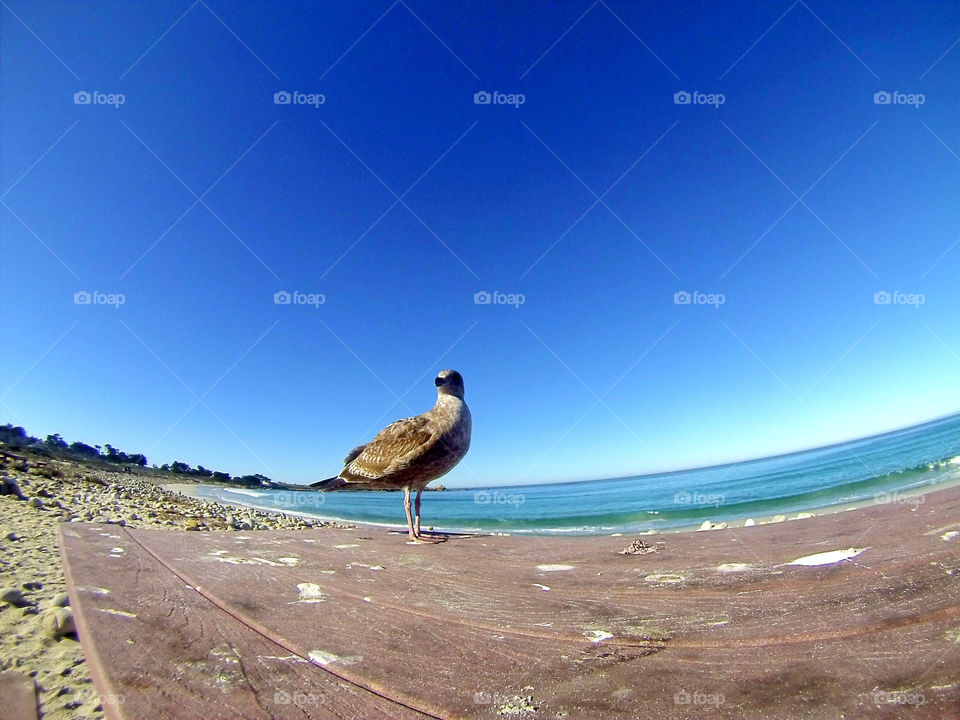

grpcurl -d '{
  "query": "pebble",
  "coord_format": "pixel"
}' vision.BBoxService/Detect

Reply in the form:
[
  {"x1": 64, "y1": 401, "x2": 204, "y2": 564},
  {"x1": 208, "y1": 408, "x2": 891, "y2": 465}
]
[
  {"x1": 43, "y1": 607, "x2": 76, "y2": 638},
  {"x1": 5, "y1": 531, "x2": 20, "y2": 541},
  {"x1": 23, "y1": 581, "x2": 43, "y2": 590},
  {"x1": 51, "y1": 593, "x2": 70, "y2": 607},
  {"x1": 1, "y1": 587, "x2": 28, "y2": 607},
  {"x1": 28, "y1": 497, "x2": 44, "y2": 508},
  {"x1": 239, "y1": 521, "x2": 253, "y2": 531}
]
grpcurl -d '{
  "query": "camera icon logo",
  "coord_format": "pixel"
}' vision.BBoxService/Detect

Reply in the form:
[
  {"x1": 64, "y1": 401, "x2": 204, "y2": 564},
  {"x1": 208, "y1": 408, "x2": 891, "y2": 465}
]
[
  {"x1": 673, "y1": 91, "x2": 691, "y2": 105},
  {"x1": 673, "y1": 290, "x2": 691, "y2": 305},
  {"x1": 273, "y1": 691, "x2": 291, "y2": 704},
  {"x1": 873, "y1": 91, "x2": 891, "y2": 105},
  {"x1": 474, "y1": 491, "x2": 491, "y2": 505},
  {"x1": 274, "y1": 91, "x2": 291, "y2": 105},
  {"x1": 74, "y1": 290, "x2": 91, "y2": 305},
  {"x1": 873, "y1": 290, "x2": 891, "y2": 305},
  {"x1": 74, "y1": 91, "x2": 91, "y2": 105},
  {"x1": 674, "y1": 690, "x2": 691, "y2": 705},
  {"x1": 274, "y1": 290, "x2": 292, "y2": 305},
  {"x1": 474, "y1": 290, "x2": 491, "y2": 305},
  {"x1": 474, "y1": 91, "x2": 491, "y2": 105}
]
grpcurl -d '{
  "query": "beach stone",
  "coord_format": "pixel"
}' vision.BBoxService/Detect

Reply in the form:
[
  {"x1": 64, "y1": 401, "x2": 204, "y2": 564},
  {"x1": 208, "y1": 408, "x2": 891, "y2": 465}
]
[
  {"x1": 1, "y1": 587, "x2": 28, "y2": 607},
  {"x1": 238, "y1": 521, "x2": 252, "y2": 531},
  {"x1": 744, "y1": 518, "x2": 755, "y2": 527},
  {"x1": 225, "y1": 515, "x2": 236, "y2": 528},
  {"x1": 5, "y1": 531, "x2": 20, "y2": 541},
  {"x1": 184, "y1": 520, "x2": 201, "y2": 531},
  {"x1": 697, "y1": 520, "x2": 713, "y2": 531},
  {"x1": 771, "y1": 514, "x2": 786, "y2": 523},
  {"x1": 43, "y1": 607, "x2": 76, "y2": 638},
  {"x1": 93, "y1": 515, "x2": 108, "y2": 523},
  {"x1": 23, "y1": 581, "x2": 42, "y2": 590},
  {"x1": 712, "y1": 522, "x2": 728, "y2": 530},
  {"x1": 27, "y1": 497, "x2": 44, "y2": 508},
  {"x1": 0, "y1": 476, "x2": 25, "y2": 498},
  {"x1": 51, "y1": 593, "x2": 70, "y2": 607}
]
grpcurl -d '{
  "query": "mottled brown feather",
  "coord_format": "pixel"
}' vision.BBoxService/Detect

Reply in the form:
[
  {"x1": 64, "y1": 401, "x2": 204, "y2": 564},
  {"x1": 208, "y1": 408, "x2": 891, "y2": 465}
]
[{"x1": 340, "y1": 416, "x2": 436, "y2": 482}]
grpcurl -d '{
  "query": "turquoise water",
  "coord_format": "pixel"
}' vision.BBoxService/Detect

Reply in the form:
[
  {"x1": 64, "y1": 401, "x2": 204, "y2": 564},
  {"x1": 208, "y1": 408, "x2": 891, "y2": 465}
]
[{"x1": 190, "y1": 412, "x2": 960, "y2": 535}]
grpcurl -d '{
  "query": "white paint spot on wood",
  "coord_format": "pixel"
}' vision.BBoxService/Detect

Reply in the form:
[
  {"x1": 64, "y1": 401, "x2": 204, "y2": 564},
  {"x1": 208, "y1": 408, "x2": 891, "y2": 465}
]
[
  {"x1": 76, "y1": 586, "x2": 110, "y2": 596},
  {"x1": 258, "y1": 655, "x2": 308, "y2": 664},
  {"x1": 788, "y1": 548, "x2": 866, "y2": 566},
  {"x1": 716, "y1": 563, "x2": 751, "y2": 573},
  {"x1": 334, "y1": 544, "x2": 360, "y2": 549},
  {"x1": 308, "y1": 650, "x2": 360, "y2": 666},
  {"x1": 536, "y1": 564, "x2": 573, "y2": 572},
  {"x1": 941, "y1": 531, "x2": 959, "y2": 542},
  {"x1": 297, "y1": 583, "x2": 325, "y2": 603},
  {"x1": 644, "y1": 573, "x2": 684, "y2": 584},
  {"x1": 109, "y1": 547, "x2": 124, "y2": 553},
  {"x1": 100, "y1": 608, "x2": 137, "y2": 618},
  {"x1": 532, "y1": 584, "x2": 551, "y2": 591},
  {"x1": 584, "y1": 629, "x2": 613, "y2": 643}
]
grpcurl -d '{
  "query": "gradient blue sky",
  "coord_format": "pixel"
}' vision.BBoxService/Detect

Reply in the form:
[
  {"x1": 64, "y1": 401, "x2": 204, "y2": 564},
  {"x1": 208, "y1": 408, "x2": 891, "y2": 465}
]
[{"x1": 2, "y1": 1, "x2": 958, "y2": 487}]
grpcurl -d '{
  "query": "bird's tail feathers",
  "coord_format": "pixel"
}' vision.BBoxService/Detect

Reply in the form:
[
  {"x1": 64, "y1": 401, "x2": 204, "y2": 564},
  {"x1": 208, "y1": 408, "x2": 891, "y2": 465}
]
[{"x1": 309, "y1": 476, "x2": 347, "y2": 490}]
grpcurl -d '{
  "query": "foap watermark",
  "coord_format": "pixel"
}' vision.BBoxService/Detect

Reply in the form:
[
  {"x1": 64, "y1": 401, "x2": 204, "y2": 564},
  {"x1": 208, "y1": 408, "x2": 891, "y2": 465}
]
[
  {"x1": 474, "y1": 490, "x2": 525, "y2": 508},
  {"x1": 874, "y1": 490, "x2": 925, "y2": 510},
  {"x1": 77, "y1": 690, "x2": 126, "y2": 708},
  {"x1": 872, "y1": 689, "x2": 925, "y2": 707},
  {"x1": 74, "y1": 290, "x2": 125, "y2": 308},
  {"x1": 474, "y1": 90, "x2": 525, "y2": 108},
  {"x1": 674, "y1": 90, "x2": 725, "y2": 108},
  {"x1": 674, "y1": 491, "x2": 725, "y2": 508},
  {"x1": 275, "y1": 491, "x2": 325, "y2": 508},
  {"x1": 674, "y1": 290, "x2": 725, "y2": 308},
  {"x1": 873, "y1": 90, "x2": 925, "y2": 108},
  {"x1": 674, "y1": 689, "x2": 725, "y2": 707},
  {"x1": 274, "y1": 690, "x2": 321, "y2": 706},
  {"x1": 274, "y1": 91, "x2": 325, "y2": 108},
  {"x1": 474, "y1": 290, "x2": 525, "y2": 308},
  {"x1": 74, "y1": 90, "x2": 125, "y2": 108},
  {"x1": 873, "y1": 290, "x2": 924, "y2": 308},
  {"x1": 274, "y1": 290, "x2": 325, "y2": 308}
]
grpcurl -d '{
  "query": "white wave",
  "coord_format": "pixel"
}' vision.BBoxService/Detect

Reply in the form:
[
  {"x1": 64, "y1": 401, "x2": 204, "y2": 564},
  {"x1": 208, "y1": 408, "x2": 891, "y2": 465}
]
[{"x1": 222, "y1": 488, "x2": 265, "y2": 497}]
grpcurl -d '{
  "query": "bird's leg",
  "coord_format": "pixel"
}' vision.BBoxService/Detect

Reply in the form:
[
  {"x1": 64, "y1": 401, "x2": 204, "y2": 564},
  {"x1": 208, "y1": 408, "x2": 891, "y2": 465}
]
[
  {"x1": 403, "y1": 487, "x2": 417, "y2": 542},
  {"x1": 414, "y1": 488, "x2": 423, "y2": 537}
]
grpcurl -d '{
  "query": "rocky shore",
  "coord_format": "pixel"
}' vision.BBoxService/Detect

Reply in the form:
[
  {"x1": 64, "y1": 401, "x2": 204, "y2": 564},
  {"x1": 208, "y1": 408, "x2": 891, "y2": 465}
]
[{"x1": 0, "y1": 453, "x2": 345, "y2": 719}]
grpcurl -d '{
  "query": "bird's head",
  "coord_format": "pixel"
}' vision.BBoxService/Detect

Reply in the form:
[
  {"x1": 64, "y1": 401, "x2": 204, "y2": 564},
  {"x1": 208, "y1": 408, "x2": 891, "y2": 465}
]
[{"x1": 435, "y1": 369, "x2": 465, "y2": 399}]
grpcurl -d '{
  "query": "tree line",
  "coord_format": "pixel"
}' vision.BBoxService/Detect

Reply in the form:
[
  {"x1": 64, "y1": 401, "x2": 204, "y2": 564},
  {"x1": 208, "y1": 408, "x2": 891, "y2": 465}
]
[{"x1": 0, "y1": 424, "x2": 275, "y2": 486}]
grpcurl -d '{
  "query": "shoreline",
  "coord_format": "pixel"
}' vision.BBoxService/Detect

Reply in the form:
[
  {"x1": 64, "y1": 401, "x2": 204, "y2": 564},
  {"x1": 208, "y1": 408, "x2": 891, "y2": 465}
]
[{"x1": 167, "y1": 472, "x2": 960, "y2": 537}]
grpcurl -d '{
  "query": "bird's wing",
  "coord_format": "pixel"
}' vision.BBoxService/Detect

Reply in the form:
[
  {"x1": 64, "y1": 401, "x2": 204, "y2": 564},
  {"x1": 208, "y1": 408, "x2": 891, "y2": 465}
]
[
  {"x1": 341, "y1": 415, "x2": 436, "y2": 482},
  {"x1": 343, "y1": 444, "x2": 366, "y2": 465}
]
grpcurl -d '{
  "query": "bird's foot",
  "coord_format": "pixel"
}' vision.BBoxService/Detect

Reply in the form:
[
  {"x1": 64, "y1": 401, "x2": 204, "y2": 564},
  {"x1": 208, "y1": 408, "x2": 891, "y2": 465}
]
[{"x1": 407, "y1": 532, "x2": 446, "y2": 544}]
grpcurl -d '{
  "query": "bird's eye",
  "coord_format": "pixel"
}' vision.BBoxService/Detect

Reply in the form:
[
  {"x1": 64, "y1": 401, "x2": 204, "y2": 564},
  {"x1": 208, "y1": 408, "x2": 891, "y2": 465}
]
[{"x1": 435, "y1": 376, "x2": 444, "y2": 386}]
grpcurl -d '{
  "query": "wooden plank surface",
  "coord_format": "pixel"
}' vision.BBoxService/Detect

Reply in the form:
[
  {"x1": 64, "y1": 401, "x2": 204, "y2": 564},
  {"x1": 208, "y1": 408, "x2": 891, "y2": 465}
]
[
  {"x1": 62, "y1": 484, "x2": 960, "y2": 719},
  {"x1": 58, "y1": 524, "x2": 432, "y2": 720},
  {"x1": 0, "y1": 671, "x2": 39, "y2": 720}
]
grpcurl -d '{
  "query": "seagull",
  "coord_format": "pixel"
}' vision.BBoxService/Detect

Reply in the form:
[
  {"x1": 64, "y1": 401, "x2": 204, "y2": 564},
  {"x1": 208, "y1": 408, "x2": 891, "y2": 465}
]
[{"x1": 310, "y1": 370, "x2": 471, "y2": 543}]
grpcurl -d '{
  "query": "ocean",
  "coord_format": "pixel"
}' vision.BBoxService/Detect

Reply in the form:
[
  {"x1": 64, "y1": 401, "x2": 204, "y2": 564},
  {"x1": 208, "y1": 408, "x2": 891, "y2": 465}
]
[{"x1": 188, "y1": 412, "x2": 960, "y2": 535}]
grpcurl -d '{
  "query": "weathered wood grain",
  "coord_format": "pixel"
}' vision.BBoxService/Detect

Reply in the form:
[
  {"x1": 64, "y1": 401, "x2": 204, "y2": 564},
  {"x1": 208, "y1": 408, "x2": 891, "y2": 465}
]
[{"x1": 62, "y1": 484, "x2": 960, "y2": 719}]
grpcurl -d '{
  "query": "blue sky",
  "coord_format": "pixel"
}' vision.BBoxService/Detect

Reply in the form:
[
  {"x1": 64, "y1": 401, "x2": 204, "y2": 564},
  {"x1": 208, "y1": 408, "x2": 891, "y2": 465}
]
[{"x1": 1, "y1": 1, "x2": 958, "y2": 487}]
